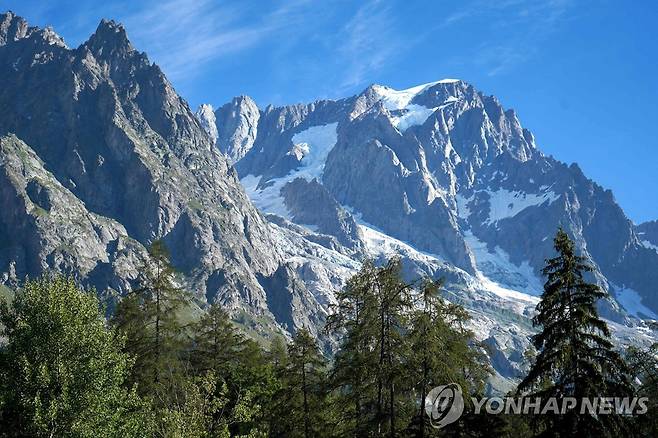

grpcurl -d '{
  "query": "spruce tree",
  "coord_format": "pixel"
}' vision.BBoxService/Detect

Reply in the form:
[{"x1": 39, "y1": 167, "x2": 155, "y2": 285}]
[
  {"x1": 272, "y1": 329, "x2": 329, "y2": 438},
  {"x1": 327, "y1": 258, "x2": 414, "y2": 436},
  {"x1": 113, "y1": 240, "x2": 191, "y2": 400},
  {"x1": 517, "y1": 228, "x2": 633, "y2": 437},
  {"x1": 407, "y1": 279, "x2": 490, "y2": 437}
]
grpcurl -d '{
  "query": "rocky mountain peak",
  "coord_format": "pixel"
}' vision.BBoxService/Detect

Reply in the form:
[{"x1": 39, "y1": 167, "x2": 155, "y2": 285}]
[
  {"x1": 0, "y1": 11, "x2": 65, "y2": 48},
  {"x1": 0, "y1": 12, "x2": 341, "y2": 342},
  {"x1": 85, "y1": 18, "x2": 135, "y2": 61},
  {"x1": 0, "y1": 11, "x2": 27, "y2": 45},
  {"x1": 213, "y1": 95, "x2": 260, "y2": 163}
]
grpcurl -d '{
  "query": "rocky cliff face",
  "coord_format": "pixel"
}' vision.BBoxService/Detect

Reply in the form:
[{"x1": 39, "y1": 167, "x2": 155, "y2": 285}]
[
  {"x1": 213, "y1": 96, "x2": 260, "y2": 164},
  {"x1": 637, "y1": 221, "x2": 658, "y2": 248},
  {"x1": 0, "y1": 12, "x2": 336, "y2": 342},
  {"x1": 215, "y1": 78, "x2": 658, "y2": 320},
  {"x1": 2, "y1": 10, "x2": 656, "y2": 388},
  {"x1": 201, "y1": 78, "x2": 658, "y2": 385}
]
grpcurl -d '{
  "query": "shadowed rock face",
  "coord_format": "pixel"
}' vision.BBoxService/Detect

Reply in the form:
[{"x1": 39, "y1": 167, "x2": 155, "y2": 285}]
[
  {"x1": 638, "y1": 221, "x2": 658, "y2": 246},
  {"x1": 281, "y1": 178, "x2": 363, "y2": 252},
  {"x1": 0, "y1": 12, "x2": 332, "y2": 338}
]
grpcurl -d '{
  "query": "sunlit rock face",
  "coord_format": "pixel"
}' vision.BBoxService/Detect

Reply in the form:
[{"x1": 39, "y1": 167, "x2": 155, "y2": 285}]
[{"x1": 0, "y1": 12, "x2": 338, "y2": 344}]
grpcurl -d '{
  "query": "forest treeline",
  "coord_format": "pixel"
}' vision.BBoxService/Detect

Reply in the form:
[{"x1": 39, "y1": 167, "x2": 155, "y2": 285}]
[{"x1": 0, "y1": 230, "x2": 656, "y2": 437}]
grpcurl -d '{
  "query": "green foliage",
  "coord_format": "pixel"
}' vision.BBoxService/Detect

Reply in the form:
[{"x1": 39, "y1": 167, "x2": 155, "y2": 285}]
[
  {"x1": 271, "y1": 329, "x2": 331, "y2": 438},
  {"x1": 407, "y1": 279, "x2": 491, "y2": 437},
  {"x1": 626, "y1": 343, "x2": 658, "y2": 435},
  {"x1": 188, "y1": 304, "x2": 274, "y2": 437},
  {"x1": 1, "y1": 239, "x2": 646, "y2": 436},
  {"x1": 113, "y1": 239, "x2": 192, "y2": 400},
  {"x1": 0, "y1": 276, "x2": 152, "y2": 437},
  {"x1": 517, "y1": 228, "x2": 634, "y2": 437},
  {"x1": 327, "y1": 259, "x2": 492, "y2": 437},
  {"x1": 0, "y1": 284, "x2": 13, "y2": 304}
]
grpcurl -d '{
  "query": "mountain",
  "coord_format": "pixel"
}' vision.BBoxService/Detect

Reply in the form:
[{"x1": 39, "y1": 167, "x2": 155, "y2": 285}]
[
  {"x1": 0, "y1": 11, "x2": 343, "y2": 343},
  {"x1": 637, "y1": 221, "x2": 658, "y2": 251},
  {"x1": 200, "y1": 77, "x2": 658, "y2": 385},
  {"x1": 1, "y1": 11, "x2": 656, "y2": 390},
  {"x1": 213, "y1": 79, "x2": 658, "y2": 316}
]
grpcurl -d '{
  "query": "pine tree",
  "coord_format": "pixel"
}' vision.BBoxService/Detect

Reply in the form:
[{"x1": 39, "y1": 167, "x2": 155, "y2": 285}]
[
  {"x1": 272, "y1": 329, "x2": 329, "y2": 438},
  {"x1": 327, "y1": 258, "x2": 414, "y2": 436},
  {"x1": 113, "y1": 240, "x2": 191, "y2": 400},
  {"x1": 188, "y1": 303, "x2": 273, "y2": 436},
  {"x1": 326, "y1": 260, "x2": 380, "y2": 436},
  {"x1": 407, "y1": 279, "x2": 490, "y2": 437},
  {"x1": 517, "y1": 228, "x2": 633, "y2": 437}
]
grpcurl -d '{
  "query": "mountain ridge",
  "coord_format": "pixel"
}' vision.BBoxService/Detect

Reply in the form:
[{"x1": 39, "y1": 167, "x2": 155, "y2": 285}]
[
  {"x1": 202, "y1": 78, "x2": 658, "y2": 322},
  {"x1": 0, "y1": 11, "x2": 339, "y2": 343},
  {"x1": 1, "y1": 11, "x2": 656, "y2": 388}
]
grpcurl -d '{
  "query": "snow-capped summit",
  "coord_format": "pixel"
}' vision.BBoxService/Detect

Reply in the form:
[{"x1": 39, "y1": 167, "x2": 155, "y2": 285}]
[
  {"x1": 195, "y1": 78, "x2": 657, "y2": 324},
  {"x1": 371, "y1": 79, "x2": 464, "y2": 132},
  {"x1": 209, "y1": 78, "x2": 658, "y2": 383}
]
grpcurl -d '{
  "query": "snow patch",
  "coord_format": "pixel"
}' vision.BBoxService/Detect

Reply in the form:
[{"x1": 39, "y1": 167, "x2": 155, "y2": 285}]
[
  {"x1": 240, "y1": 174, "x2": 291, "y2": 220},
  {"x1": 475, "y1": 274, "x2": 540, "y2": 306},
  {"x1": 240, "y1": 123, "x2": 338, "y2": 220},
  {"x1": 358, "y1": 223, "x2": 447, "y2": 264},
  {"x1": 372, "y1": 80, "x2": 460, "y2": 132},
  {"x1": 456, "y1": 194, "x2": 472, "y2": 219},
  {"x1": 464, "y1": 231, "x2": 544, "y2": 297},
  {"x1": 641, "y1": 240, "x2": 658, "y2": 253},
  {"x1": 290, "y1": 123, "x2": 339, "y2": 180},
  {"x1": 485, "y1": 188, "x2": 559, "y2": 224},
  {"x1": 394, "y1": 104, "x2": 438, "y2": 132},
  {"x1": 614, "y1": 286, "x2": 658, "y2": 319},
  {"x1": 345, "y1": 206, "x2": 447, "y2": 264}
]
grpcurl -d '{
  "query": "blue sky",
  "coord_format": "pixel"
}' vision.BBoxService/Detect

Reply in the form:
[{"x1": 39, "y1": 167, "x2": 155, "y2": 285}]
[{"x1": 4, "y1": 0, "x2": 658, "y2": 223}]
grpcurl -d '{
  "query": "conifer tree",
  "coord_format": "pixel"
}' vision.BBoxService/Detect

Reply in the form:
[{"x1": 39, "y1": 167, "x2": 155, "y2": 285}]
[
  {"x1": 272, "y1": 328, "x2": 329, "y2": 438},
  {"x1": 269, "y1": 335, "x2": 289, "y2": 371},
  {"x1": 327, "y1": 258, "x2": 414, "y2": 436},
  {"x1": 626, "y1": 343, "x2": 658, "y2": 435},
  {"x1": 326, "y1": 260, "x2": 380, "y2": 436},
  {"x1": 188, "y1": 303, "x2": 273, "y2": 436},
  {"x1": 407, "y1": 279, "x2": 489, "y2": 437},
  {"x1": 190, "y1": 304, "x2": 246, "y2": 374},
  {"x1": 113, "y1": 240, "x2": 191, "y2": 400},
  {"x1": 517, "y1": 228, "x2": 633, "y2": 437},
  {"x1": 372, "y1": 258, "x2": 414, "y2": 436}
]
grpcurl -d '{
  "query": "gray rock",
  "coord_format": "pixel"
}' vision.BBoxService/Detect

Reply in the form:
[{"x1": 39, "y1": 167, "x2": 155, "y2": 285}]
[
  {"x1": 214, "y1": 96, "x2": 260, "y2": 163},
  {"x1": 195, "y1": 104, "x2": 218, "y2": 145},
  {"x1": 281, "y1": 177, "x2": 363, "y2": 252},
  {"x1": 0, "y1": 12, "x2": 332, "y2": 339}
]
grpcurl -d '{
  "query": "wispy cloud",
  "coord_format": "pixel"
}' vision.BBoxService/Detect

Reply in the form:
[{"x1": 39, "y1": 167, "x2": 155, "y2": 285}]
[
  {"x1": 336, "y1": 0, "x2": 399, "y2": 91},
  {"x1": 442, "y1": 0, "x2": 573, "y2": 76},
  {"x1": 119, "y1": 0, "x2": 313, "y2": 80}
]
